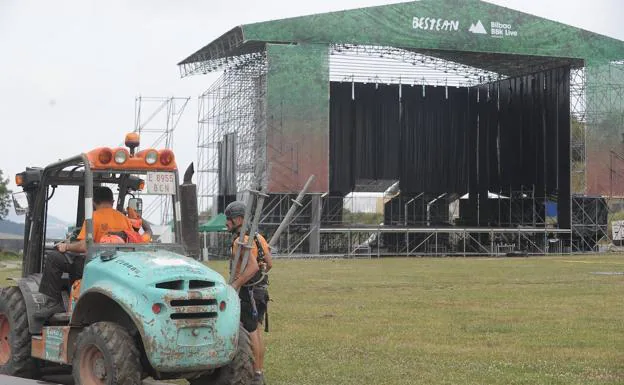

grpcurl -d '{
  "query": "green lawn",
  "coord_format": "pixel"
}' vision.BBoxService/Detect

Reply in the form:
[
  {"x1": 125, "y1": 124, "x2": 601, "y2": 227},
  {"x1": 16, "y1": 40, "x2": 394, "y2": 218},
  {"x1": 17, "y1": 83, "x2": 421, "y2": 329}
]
[
  {"x1": 0, "y1": 251, "x2": 20, "y2": 261},
  {"x1": 239, "y1": 256, "x2": 624, "y2": 385},
  {"x1": 0, "y1": 265, "x2": 19, "y2": 281},
  {"x1": 2, "y1": 256, "x2": 623, "y2": 385}
]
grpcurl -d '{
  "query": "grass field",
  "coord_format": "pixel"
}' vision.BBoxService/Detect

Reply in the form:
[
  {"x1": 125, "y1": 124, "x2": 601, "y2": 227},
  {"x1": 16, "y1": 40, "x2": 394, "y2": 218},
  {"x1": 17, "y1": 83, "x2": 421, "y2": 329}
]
[
  {"x1": 1, "y1": 255, "x2": 623, "y2": 385},
  {"x1": 0, "y1": 251, "x2": 20, "y2": 261}
]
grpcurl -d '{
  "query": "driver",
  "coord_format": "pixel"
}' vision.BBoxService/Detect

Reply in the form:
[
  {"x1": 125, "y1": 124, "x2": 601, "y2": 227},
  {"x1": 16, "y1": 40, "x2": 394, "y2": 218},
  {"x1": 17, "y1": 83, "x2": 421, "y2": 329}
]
[{"x1": 35, "y1": 186, "x2": 134, "y2": 320}]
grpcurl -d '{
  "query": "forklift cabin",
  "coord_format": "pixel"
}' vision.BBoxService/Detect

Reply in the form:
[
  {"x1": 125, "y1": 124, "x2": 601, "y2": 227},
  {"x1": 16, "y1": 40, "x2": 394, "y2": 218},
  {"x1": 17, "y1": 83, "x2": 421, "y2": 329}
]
[{"x1": 13, "y1": 144, "x2": 193, "y2": 337}]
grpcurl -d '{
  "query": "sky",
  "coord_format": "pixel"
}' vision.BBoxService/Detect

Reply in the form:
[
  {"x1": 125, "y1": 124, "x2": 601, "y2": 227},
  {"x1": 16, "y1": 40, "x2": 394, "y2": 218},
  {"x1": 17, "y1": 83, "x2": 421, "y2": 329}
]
[{"x1": 0, "y1": 0, "x2": 623, "y2": 223}]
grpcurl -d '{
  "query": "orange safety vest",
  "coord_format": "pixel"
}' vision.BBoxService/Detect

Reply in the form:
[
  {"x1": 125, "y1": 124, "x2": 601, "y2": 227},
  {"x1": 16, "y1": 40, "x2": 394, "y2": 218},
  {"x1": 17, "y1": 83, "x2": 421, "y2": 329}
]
[
  {"x1": 126, "y1": 207, "x2": 151, "y2": 242},
  {"x1": 127, "y1": 207, "x2": 143, "y2": 231}
]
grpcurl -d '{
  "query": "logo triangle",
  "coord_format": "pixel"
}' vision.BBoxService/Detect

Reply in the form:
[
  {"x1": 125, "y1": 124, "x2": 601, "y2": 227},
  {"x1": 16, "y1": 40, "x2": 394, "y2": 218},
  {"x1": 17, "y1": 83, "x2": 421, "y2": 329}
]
[{"x1": 471, "y1": 20, "x2": 487, "y2": 34}]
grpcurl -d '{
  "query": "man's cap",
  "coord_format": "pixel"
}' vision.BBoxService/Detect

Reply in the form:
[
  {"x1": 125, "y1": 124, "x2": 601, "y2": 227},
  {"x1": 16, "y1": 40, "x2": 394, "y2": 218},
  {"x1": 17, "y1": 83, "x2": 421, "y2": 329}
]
[{"x1": 224, "y1": 201, "x2": 246, "y2": 219}]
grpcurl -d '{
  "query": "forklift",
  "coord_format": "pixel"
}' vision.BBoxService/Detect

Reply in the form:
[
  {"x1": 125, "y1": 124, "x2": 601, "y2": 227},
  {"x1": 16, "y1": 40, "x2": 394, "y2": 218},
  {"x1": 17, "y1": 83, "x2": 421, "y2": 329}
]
[{"x1": 0, "y1": 134, "x2": 253, "y2": 384}]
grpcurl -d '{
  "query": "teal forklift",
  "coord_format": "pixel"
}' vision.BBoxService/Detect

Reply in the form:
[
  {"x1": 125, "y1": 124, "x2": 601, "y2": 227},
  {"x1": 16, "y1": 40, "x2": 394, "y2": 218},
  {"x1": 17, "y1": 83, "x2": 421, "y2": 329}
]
[{"x1": 0, "y1": 134, "x2": 253, "y2": 384}]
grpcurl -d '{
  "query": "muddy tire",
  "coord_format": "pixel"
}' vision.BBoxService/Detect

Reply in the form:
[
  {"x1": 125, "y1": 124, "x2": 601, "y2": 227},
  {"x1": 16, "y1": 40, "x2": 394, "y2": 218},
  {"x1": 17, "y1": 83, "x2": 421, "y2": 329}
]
[
  {"x1": 0, "y1": 286, "x2": 39, "y2": 378},
  {"x1": 72, "y1": 322, "x2": 141, "y2": 385},
  {"x1": 189, "y1": 324, "x2": 254, "y2": 385}
]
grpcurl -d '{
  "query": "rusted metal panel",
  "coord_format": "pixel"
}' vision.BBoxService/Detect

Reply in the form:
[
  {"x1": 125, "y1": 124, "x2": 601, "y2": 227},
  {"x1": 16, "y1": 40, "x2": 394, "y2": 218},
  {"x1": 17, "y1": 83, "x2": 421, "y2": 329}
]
[
  {"x1": 31, "y1": 326, "x2": 72, "y2": 364},
  {"x1": 30, "y1": 335, "x2": 45, "y2": 361},
  {"x1": 76, "y1": 250, "x2": 241, "y2": 372}
]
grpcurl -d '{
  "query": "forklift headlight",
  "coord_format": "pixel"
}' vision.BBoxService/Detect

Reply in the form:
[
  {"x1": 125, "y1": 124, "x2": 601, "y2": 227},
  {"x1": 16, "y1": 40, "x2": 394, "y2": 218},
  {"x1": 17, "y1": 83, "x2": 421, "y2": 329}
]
[
  {"x1": 114, "y1": 149, "x2": 128, "y2": 164},
  {"x1": 145, "y1": 150, "x2": 158, "y2": 165}
]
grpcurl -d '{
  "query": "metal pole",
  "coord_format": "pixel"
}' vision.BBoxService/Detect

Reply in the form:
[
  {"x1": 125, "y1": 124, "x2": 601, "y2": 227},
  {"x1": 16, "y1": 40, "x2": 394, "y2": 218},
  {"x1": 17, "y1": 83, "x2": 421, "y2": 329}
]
[
  {"x1": 348, "y1": 228, "x2": 351, "y2": 258},
  {"x1": 406, "y1": 229, "x2": 409, "y2": 257},
  {"x1": 463, "y1": 230, "x2": 466, "y2": 257},
  {"x1": 239, "y1": 189, "x2": 268, "y2": 274},
  {"x1": 268, "y1": 175, "x2": 315, "y2": 249}
]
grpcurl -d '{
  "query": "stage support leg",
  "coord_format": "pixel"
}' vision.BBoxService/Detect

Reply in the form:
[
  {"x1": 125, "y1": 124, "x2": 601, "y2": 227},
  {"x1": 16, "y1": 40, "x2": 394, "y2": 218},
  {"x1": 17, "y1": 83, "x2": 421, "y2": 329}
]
[{"x1": 310, "y1": 194, "x2": 321, "y2": 255}]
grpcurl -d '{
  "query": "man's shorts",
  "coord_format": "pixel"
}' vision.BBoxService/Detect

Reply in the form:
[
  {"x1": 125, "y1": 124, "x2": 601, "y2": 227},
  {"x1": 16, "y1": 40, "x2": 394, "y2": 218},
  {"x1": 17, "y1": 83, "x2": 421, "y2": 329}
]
[
  {"x1": 253, "y1": 287, "x2": 269, "y2": 324},
  {"x1": 239, "y1": 287, "x2": 258, "y2": 333}
]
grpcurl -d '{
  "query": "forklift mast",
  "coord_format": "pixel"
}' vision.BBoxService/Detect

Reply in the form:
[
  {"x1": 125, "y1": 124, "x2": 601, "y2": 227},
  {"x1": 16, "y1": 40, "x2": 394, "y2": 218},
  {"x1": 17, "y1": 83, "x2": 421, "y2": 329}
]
[{"x1": 16, "y1": 155, "x2": 94, "y2": 278}]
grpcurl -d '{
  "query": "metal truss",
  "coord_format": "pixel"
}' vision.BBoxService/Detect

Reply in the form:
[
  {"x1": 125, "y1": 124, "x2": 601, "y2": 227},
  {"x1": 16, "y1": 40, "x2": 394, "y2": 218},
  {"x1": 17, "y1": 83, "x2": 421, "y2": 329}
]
[
  {"x1": 570, "y1": 68, "x2": 587, "y2": 195},
  {"x1": 571, "y1": 196, "x2": 609, "y2": 253},
  {"x1": 179, "y1": 49, "x2": 264, "y2": 78},
  {"x1": 329, "y1": 44, "x2": 504, "y2": 87},
  {"x1": 306, "y1": 227, "x2": 572, "y2": 258},
  {"x1": 134, "y1": 96, "x2": 190, "y2": 225}
]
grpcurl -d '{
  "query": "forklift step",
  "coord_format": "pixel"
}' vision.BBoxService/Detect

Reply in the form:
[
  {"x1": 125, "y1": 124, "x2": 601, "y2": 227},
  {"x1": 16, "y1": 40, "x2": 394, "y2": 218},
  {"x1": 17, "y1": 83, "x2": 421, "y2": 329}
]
[{"x1": 47, "y1": 313, "x2": 71, "y2": 325}]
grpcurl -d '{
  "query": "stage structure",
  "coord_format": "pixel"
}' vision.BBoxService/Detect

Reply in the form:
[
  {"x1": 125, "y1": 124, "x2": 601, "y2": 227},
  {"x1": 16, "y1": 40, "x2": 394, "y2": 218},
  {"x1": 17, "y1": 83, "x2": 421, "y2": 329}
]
[
  {"x1": 181, "y1": 0, "x2": 624, "y2": 257},
  {"x1": 134, "y1": 96, "x2": 190, "y2": 225}
]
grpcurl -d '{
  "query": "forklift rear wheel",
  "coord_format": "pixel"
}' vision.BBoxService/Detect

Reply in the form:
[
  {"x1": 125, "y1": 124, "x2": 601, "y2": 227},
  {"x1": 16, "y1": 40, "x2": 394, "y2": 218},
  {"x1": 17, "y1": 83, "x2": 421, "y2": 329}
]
[
  {"x1": 0, "y1": 287, "x2": 39, "y2": 378},
  {"x1": 72, "y1": 322, "x2": 141, "y2": 385}
]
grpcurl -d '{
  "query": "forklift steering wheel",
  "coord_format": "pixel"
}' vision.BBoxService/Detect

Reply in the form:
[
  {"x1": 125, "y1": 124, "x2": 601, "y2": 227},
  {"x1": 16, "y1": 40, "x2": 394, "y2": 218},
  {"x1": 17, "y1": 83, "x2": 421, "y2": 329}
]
[
  {"x1": 64, "y1": 251, "x2": 84, "y2": 259},
  {"x1": 44, "y1": 245, "x2": 84, "y2": 258}
]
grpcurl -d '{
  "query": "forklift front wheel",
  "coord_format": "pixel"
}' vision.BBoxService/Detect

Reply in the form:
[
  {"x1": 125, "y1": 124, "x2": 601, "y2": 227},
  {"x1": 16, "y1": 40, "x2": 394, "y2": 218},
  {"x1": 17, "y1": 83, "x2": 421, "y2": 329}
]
[{"x1": 72, "y1": 322, "x2": 141, "y2": 385}]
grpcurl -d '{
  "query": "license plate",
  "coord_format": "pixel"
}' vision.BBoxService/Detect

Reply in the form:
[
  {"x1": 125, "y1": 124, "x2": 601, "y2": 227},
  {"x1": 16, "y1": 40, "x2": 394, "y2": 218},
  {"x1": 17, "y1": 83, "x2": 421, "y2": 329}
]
[{"x1": 146, "y1": 172, "x2": 176, "y2": 195}]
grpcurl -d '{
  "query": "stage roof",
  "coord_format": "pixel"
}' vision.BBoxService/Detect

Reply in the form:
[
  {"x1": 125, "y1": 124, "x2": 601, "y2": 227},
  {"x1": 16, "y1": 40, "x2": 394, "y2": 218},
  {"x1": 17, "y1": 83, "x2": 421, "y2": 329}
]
[{"x1": 179, "y1": 0, "x2": 624, "y2": 77}]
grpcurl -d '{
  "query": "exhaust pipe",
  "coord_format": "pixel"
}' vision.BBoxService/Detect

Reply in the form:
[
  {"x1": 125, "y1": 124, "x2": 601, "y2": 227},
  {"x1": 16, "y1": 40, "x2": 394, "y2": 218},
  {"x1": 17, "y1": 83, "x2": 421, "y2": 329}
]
[{"x1": 179, "y1": 163, "x2": 200, "y2": 259}]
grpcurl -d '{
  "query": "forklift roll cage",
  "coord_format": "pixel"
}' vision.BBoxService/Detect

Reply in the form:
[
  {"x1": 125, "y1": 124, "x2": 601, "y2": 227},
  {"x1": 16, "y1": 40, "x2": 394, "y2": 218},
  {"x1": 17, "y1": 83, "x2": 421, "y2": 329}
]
[{"x1": 19, "y1": 153, "x2": 183, "y2": 278}]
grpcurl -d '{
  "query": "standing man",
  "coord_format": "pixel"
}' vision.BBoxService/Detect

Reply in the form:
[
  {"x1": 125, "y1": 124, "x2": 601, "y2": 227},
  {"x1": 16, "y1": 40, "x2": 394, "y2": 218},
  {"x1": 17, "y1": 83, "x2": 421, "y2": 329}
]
[
  {"x1": 252, "y1": 237, "x2": 272, "y2": 384},
  {"x1": 224, "y1": 201, "x2": 271, "y2": 385}
]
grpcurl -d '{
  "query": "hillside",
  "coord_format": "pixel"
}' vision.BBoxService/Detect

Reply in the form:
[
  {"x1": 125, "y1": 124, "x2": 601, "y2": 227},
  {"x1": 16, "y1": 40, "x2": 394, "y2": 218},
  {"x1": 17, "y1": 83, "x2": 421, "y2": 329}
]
[{"x1": 0, "y1": 220, "x2": 23, "y2": 235}]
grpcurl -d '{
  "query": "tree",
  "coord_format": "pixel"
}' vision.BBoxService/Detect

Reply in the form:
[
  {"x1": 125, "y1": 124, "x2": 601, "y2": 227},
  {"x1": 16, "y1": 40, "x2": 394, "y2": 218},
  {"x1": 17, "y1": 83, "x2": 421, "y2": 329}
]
[{"x1": 0, "y1": 170, "x2": 11, "y2": 220}]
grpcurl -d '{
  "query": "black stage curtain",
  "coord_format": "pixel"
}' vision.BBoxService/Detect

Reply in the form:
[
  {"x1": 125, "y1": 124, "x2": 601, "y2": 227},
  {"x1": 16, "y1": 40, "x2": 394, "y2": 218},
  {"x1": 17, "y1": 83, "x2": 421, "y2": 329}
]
[
  {"x1": 329, "y1": 82, "x2": 354, "y2": 194},
  {"x1": 329, "y1": 66, "x2": 570, "y2": 228},
  {"x1": 400, "y1": 86, "x2": 470, "y2": 194},
  {"x1": 329, "y1": 83, "x2": 400, "y2": 194},
  {"x1": 352, "y1": 84, "x2": 401, "y2": 181},
  {"x1": 468, "y1": 67, "x2": 570, "y2": 227}
]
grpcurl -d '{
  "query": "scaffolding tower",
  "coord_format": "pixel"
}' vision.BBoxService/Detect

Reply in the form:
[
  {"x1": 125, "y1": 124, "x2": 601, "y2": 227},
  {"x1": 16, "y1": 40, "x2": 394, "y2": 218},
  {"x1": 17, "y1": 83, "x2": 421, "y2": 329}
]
[{"x1": 197, "y1": 54, "x2": 268, "y2": 218}]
